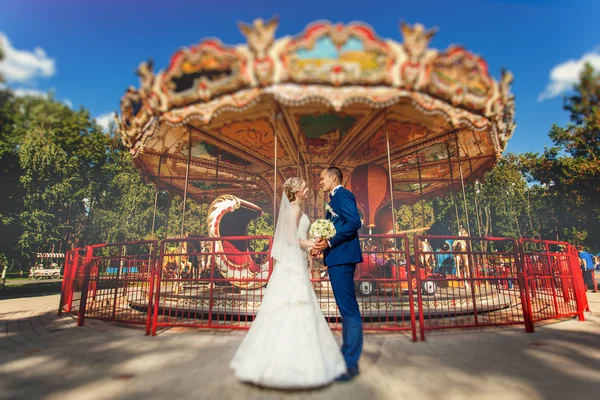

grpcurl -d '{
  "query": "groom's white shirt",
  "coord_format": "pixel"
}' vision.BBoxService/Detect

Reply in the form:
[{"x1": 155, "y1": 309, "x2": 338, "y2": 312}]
[
  {"x1": 330, "y1": 185, "x2": 343, "y2": 198},
  {"x1": 327, "y1": 184, "x2": 343, "y2": 247}
]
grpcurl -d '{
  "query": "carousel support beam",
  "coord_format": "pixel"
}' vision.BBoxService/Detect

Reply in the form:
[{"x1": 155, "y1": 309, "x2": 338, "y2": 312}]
[
  {"x1": 445, "y1": 142, "x2": 461, "y2": 234},
  {"x1": 215, "y1": 151, "x2": 220, "y2": 200},
  {"x1": 243, "y1": 164, "x2": 247, "y2": 200},
  {"x1": 180, "y1": 130, "x2": 192, "y2": 238},
  {"x1": 275, "y1": 101, "x2": 307, "y2": 168},
  {"x1": 296, "y1": 136, "x2": 301, "y2": 177},
  {"x1": 468, "y1": 159, "x2": 483, "y2": 237},
  {"x1": 455, "y1": 135, "x2": 471, "y2": 236},
  {"x1": 416, "y1": 157, "x2": 427, "y2": 224},
  {"x1": 151, "y1": 155, "x2": 162, "y2": 237},
  {"x1": 409, "y1": 184, "x2": 416, "y2": 229},
  {"x1": 372, "y1": 127, "x2": 462, "y2": 167},
  {"x1": 384, "y1": 110, "x2": 397, "y2": 235}
]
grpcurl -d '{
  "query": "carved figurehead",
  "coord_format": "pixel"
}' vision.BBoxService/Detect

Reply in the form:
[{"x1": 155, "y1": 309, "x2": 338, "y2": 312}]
[
  {"x1": 400, "y1": 21, "x2": 438, "y2": 62},
  {"x1": 238, "y1": 16, "x2": 279, "y2": 60},
  {"x1": 137, "y1": 58, "x2": 155, "y2": 93},
  {"x1": 238, "y1": 16, "x2": 279, "y2": 86}
]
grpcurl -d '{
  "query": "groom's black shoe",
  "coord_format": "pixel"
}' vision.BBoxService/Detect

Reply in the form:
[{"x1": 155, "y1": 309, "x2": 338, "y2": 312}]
[{"x1": 335, "y1": 367, "x2": 359, "y2": 382}]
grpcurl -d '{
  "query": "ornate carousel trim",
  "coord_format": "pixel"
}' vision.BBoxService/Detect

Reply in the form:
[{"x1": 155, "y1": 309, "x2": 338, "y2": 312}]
[{"x1": 117, "y1": 18, "x2": 515, "y2": 157}]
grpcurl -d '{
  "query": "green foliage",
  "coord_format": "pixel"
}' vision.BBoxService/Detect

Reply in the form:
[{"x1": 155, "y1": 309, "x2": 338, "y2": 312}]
[
  {"x1": 165, "y1": 195, "x2": 207, "y2": 238},
  {"x1": 548, "y1": 63, "x2": 600, "y2": 161},
  {"x1": 246, "y1": 213, "x2": 273, "y2": 252},
  {"x1": 12, "y1": 95, "x2": 108, "y2": 257},
  {"x1": 520, "y1": 63, "x2": 600, "y2": 250},
  {"x1": 428, "y1": 155, "x2": 536, "y2": 240}
]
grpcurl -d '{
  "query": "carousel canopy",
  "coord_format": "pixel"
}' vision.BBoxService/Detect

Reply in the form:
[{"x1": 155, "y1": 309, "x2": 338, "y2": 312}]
[{"x1": 117, "y1": 18, "x2": 515, "y2": 214}]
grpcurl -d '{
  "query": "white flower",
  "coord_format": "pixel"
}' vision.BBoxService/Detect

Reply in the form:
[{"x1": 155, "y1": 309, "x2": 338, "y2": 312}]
[
  {"x1": 324, "y1": 203, "x2": 338, "y2": 218},
  {"x1": 310, "y1": 219, "x2": 336, "y2": 241}
]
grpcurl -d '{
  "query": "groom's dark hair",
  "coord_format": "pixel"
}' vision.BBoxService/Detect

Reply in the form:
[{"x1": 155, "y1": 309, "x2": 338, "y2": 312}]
[{"x1": 327, "y1": 166, "x2": 343, "y2": 183}]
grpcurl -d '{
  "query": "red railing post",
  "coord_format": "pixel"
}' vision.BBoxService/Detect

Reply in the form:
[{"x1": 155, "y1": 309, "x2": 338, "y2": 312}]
[
  {"x1": 145, "y1": 242, "x2": 158, "y2": 336},
  {"x1": 464, "y1": 239, "x2": 479, "y2": 326},
  {"x1": 413, "y1": 236, "x2": 426, "y2": 341},
  {"x1": 152, "y1": 240, "x2": 164, "y2": 336},
  {"x1": 77, "y1": 246, "x2": 94, "y2": 326},
  {"x1": 403, "y1": 236, "x2": 417, "y2": 342},
  {"x1": 58, "y1": 249, "x2": 74, "y2": 316},
  {"x1": 517, "y1": 239, "x2": 534, "y2": 333}
]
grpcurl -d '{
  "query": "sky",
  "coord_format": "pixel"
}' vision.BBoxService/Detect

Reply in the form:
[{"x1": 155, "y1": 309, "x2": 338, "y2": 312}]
[{"x1": 0, "y1": 0, "x2": 598, "y2": 154}]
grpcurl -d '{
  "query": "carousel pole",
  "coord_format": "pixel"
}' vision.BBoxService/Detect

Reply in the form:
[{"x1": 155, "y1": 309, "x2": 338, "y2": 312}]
[
  {"x1": 215, "y1": 151, "x2": 220, "y2": 200},
  {"x1": 416, "y1": 156, "x2": 426, "y2": 224},
  {"x1": 455, "y1": 135, "x2": 471, "y2": 236},
  {"x1": 445, "y1": 142, "x2": 461, "y2": 234},
  {"x1": 165, "y1": 181, "x2": 173, "y2": 236},
  {"x1": 243, "y1": 164, "x2": 247, "y2": 200},
  {"x1": 384, "y1": 110, "x2": 397, "y2": 235},
  {"x1": 296, "y1": 138, "x2": 301, "y2": 177},
  {"x1": 151, "y1": 155, "x2": 162, "y2": 237},
  {"x1": 181, "y1": 131, "x2": 192, "y2": 238},
  {"x1": 468, "y1": 159, "x2": 483, "y2": 237},
  {"x1": 409, "y1": 184, "x2": 416, "y2": 229}
]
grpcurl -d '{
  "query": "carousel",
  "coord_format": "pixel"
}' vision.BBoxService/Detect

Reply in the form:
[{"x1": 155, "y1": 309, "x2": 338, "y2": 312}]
[{"x1": 117, "y1": 18, "x2": 516, "y2": 321}]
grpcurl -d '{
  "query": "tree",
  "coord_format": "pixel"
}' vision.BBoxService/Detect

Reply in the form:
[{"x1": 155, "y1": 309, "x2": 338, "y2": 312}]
[
  {"x1": 84, "y1": 139, "x2": 165, "y2": 244},
  {"x1": 521, "y1": 63, "x2": 600, "y2": 250},
  {"x1": 13, "y1": 95, "x2": 110, "y2": 257},
  {"x1": 0, "y1": 90, "x2": 23, "y2": 265}
]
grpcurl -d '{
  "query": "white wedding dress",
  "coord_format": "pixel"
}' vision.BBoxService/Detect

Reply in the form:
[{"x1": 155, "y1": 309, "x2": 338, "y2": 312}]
[{"x1": 230, "y1": 203, "x2": 347, "y2": 389}]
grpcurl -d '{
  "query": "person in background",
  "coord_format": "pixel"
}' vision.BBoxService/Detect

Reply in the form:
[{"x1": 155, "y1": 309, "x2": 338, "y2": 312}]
[{"x1": 579, "y1": 248, "x2": 598, "y2": 292}]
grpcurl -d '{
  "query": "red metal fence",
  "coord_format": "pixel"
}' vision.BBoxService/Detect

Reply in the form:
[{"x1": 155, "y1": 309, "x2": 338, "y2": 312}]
[
  {"x1": 60, "y1": 235, "x2": 588, "y2": 341},
  {"x1": 519, "y1": 239, "x2": 587, "y2": 331},
  {"x1": 59, "y1": 248, "x2": 85, "y2": 315},
  {"x1": 414, "y1": 235, "x2": 527, "y2": 340},
  {"x1": 150, "y1": 236, "x2": 272, "y2": 335},
  {"x1": 76, "y1": 241, "x2": 158, "y2": 335}
]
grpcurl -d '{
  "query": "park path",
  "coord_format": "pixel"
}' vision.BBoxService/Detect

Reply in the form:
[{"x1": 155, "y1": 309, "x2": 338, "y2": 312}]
[{"x1": 1, "y1": 293, "x2": 599, "y2": 400}]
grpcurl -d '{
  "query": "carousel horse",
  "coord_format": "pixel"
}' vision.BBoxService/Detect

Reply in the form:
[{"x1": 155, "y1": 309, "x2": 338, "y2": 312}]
[{"x1": 452, "y1": 227, "x2": 470, "y2": 280}]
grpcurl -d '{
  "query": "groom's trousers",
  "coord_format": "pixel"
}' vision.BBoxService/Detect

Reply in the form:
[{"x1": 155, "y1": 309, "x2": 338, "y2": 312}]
[{"x1": 328, "y1": 264, "x2": 363, "y2": 369}]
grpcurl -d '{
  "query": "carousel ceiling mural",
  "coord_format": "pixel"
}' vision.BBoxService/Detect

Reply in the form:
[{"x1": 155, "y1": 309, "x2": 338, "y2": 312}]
[{"x1": 117, "y1": 17, "x2": 516, "y2": 217}]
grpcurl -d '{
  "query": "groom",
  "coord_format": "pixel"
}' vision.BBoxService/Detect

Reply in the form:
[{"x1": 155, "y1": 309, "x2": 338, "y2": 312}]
[{"x1": 314, "y1": 166, "x2": 363, "y2": 382}]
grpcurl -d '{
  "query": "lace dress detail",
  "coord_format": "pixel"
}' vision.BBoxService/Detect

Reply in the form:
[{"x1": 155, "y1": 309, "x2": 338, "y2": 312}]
[
  {"x1": 297, "y1": 213, "x2": 311, "y2": 273},
  {"x1": 230, "y1": 211, "x2": 347, "y2": 389}
]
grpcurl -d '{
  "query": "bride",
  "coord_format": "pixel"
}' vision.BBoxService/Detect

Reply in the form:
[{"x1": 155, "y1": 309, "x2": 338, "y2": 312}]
[{"x1": 230, "y1": 177, "x2": 347, "y2": 388}]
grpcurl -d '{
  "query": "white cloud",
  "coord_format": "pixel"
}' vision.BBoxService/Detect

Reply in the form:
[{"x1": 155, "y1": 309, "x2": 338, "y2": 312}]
[
  {"x1": 7, "y1": 86, "x2": 72, "y2": 108},
  {"x1": 538, "y1": 48, "x2": 600, "y2": 101},
  {"x1": 95, "y1": 112, "x2": 116, "y2": 131},
  {"x1": 0, "y1": 32, "x2": 56, "y2": 84},
  {"x1": 12, "y1": 87, "x2": 49, "y2": 98}
]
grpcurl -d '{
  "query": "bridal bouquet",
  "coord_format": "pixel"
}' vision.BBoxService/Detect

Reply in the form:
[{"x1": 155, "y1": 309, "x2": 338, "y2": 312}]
[{"x1": 309, "y1": 219, "x2": 336, "y2": 241}]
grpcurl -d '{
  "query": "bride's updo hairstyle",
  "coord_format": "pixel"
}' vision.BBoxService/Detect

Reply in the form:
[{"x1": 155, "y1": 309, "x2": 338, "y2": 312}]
[{"x1": 283, "y1": 177, "x2": 304, "y2": 202}]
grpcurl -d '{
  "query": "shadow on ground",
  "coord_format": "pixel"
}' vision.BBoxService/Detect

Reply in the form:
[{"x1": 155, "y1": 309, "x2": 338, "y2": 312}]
[{"x1": 0, "y1": 294, "x2": 598, "y2": 399}]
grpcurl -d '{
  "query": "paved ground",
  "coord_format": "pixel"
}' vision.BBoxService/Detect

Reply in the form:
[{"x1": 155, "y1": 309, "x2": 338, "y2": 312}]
[{"x1": 0, "y1": 293, "x2": 599, "y2": 400}]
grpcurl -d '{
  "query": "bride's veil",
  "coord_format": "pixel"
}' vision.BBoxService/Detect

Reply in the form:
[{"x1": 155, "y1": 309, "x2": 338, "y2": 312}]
[{"x1": 271, "y1": 192, "x2": 302, "y2": 263}]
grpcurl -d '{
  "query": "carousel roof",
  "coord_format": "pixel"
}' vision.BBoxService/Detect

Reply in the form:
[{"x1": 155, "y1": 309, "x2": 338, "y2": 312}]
[{"x1": 117, "y1": 18, "x2": 515, "y2": 213}]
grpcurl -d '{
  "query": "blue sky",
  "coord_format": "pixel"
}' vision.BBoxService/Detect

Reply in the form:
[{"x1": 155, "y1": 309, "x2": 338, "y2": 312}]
[{"x1": 0, "y1": 0, "x2": 598, "y2": 154}]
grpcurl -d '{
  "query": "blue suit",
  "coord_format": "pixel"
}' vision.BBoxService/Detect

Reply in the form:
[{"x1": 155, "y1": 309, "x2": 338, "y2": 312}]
[{"x1": 323, "y1": 186, "x2": 363, "y2": 370}]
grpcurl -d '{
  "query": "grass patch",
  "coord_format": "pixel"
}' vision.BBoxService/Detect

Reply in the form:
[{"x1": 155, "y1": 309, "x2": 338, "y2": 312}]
[{"x1": 0, "y1": 281, "x2": 62, "y2": 298}]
